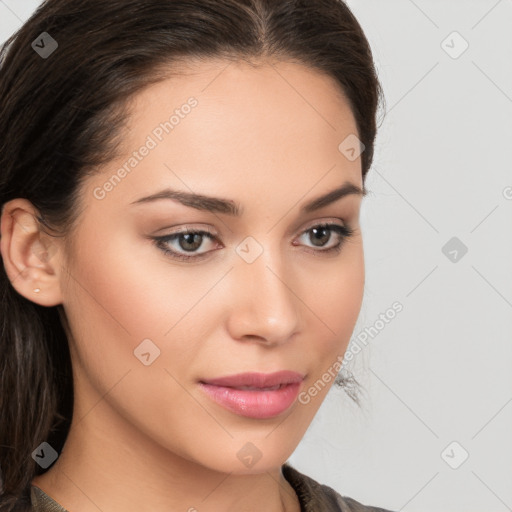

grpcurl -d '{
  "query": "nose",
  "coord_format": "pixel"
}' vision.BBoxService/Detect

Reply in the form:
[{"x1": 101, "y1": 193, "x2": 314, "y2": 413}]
[{"x1": 225, "y1": 249, "x2": 301, "y2": 346}]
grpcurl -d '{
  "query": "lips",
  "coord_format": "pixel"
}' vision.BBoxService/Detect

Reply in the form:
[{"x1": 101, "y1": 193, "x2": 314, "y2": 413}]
[
  {"x1": 198, "y1": 371, "x2": 305, "y2": 419},
  {"x1": 200, "y1": 370, "x2": 305, "y2": 389}
]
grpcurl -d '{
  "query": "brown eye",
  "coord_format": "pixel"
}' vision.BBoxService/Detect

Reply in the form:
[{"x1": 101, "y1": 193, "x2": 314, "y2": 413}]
[
  {"x1": 308, "y1": 226, "x2": 332, "y2": 247},
  {"x1": 153, "y1": 229, "x2": 219, "y2": 261},
  {"x1": 178, "y1": 232, "x2": 205, "y2": 252},
  {"x1": 296, "y1": 223, "x2": 353, "y2": 251}
]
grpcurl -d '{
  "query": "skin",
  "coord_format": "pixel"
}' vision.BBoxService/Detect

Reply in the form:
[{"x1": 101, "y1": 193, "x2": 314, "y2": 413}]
[{"x1": 1, "y1": 57, "x2": 365, "y2": 512}]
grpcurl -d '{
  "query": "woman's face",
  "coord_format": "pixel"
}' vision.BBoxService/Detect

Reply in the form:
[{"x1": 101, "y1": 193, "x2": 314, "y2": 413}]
[{"x1": 54, "y1": 58, "x2": 365, "y2": 475}]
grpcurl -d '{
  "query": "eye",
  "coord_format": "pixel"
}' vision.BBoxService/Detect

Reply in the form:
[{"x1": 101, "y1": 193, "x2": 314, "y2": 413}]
[
  {"x1": 294, "y1": 223, "x2": 354, "y2": 254},
  {"x1": 152, "y1": 227, "x2": 220, "y2": 262}
]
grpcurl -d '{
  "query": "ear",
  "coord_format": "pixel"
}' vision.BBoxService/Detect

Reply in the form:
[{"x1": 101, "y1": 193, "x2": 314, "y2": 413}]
[{"x1": 0, "y1": 198, "x2": 64, "y2": 306}]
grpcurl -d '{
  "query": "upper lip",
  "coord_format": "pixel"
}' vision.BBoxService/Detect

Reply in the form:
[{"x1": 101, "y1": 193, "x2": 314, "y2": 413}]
[{"x1": 200, "y1": 371, "x2": 305, "y2": 388}]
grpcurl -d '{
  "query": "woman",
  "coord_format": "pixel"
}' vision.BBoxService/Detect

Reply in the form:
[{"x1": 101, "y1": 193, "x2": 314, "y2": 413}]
[{"x1": 0, "y1": 0, "x2": 391, "y2": 510}]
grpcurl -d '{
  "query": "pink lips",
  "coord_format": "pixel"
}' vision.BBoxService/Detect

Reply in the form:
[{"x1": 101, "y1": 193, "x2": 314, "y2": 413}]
[{"x1": 199, "y1": 371, "x2": 305, "y2": 419}]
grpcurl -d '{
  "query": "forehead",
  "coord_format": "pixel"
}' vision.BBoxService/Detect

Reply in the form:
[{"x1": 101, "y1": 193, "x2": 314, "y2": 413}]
[
  {"x1": 129, "y1": 56, "x2": 356, "y2": 133},
  {"x1": 83, "y1": 57, "x2": 362, "y2": 212}
]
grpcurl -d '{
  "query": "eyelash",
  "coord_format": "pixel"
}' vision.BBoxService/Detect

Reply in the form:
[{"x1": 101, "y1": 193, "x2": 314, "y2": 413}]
[{"x1": 152, "y1": 223, "x2": 355, "y2": 262}]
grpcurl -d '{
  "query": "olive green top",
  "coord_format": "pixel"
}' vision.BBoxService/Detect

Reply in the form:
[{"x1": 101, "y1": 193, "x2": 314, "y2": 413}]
[{"x1": 31, "y1": 463, "x2": 394, "y2": 512}]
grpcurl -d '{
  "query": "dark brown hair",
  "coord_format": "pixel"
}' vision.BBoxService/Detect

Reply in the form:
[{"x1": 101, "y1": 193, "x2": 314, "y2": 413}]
[{"x1": 0, "y1": 0, "x2": 384, "y2": 509}]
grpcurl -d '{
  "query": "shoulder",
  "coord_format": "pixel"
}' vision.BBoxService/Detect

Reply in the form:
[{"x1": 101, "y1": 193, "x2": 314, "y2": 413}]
[
  {"x1": 282, "y1": 463, "x2": 395, "y2": 512},
  {"x1": 30, "y1": 485, "x2": 68, "y2": 512}
]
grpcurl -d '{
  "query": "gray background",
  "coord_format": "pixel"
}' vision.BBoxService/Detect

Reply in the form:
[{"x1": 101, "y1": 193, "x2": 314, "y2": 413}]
[{"x1": 1, "y1": 1, "x2": 511, "y2": 511}]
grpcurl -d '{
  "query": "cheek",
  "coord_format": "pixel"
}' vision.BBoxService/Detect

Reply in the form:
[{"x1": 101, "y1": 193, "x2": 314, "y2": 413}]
[
  {"x1": 60, "y1": 227, "x2": 217, "y2": 392},
  {"x1": 296, "y1": 242, "x2": 364, "y2": 399},
  {"x1": 304, "y1": 242, "x2": 364, "y2": 342},
  {"x1": 65, "y1": 223, "x2": 222, "y2": 334}
]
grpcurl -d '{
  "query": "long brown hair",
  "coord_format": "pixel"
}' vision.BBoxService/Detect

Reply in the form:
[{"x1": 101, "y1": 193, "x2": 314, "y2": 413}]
[{"x1": 0, "y1": 1, "x2": 384, "y2": 509}]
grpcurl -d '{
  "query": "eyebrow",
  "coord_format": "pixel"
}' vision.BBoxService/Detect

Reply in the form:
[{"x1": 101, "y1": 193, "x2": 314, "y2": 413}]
[{"x1": 129, "y1": 181, "x2": 366, "y2": 216}]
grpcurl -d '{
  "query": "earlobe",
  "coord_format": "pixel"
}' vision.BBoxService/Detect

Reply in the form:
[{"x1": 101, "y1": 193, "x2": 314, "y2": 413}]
[{"x1": 0, "y1": 198, "x2": 64, "y2": 307}]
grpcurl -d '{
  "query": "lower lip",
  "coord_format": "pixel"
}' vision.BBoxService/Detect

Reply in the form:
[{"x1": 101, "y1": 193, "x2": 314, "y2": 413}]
[{"x1": 198, "y1": 382, "x2": 302, "y2": 419}]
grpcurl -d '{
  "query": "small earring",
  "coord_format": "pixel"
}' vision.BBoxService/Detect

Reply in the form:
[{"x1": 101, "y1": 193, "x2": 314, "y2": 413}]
[{"x1": 34, "y1": 287, "x2": 41, "y2": 293}]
